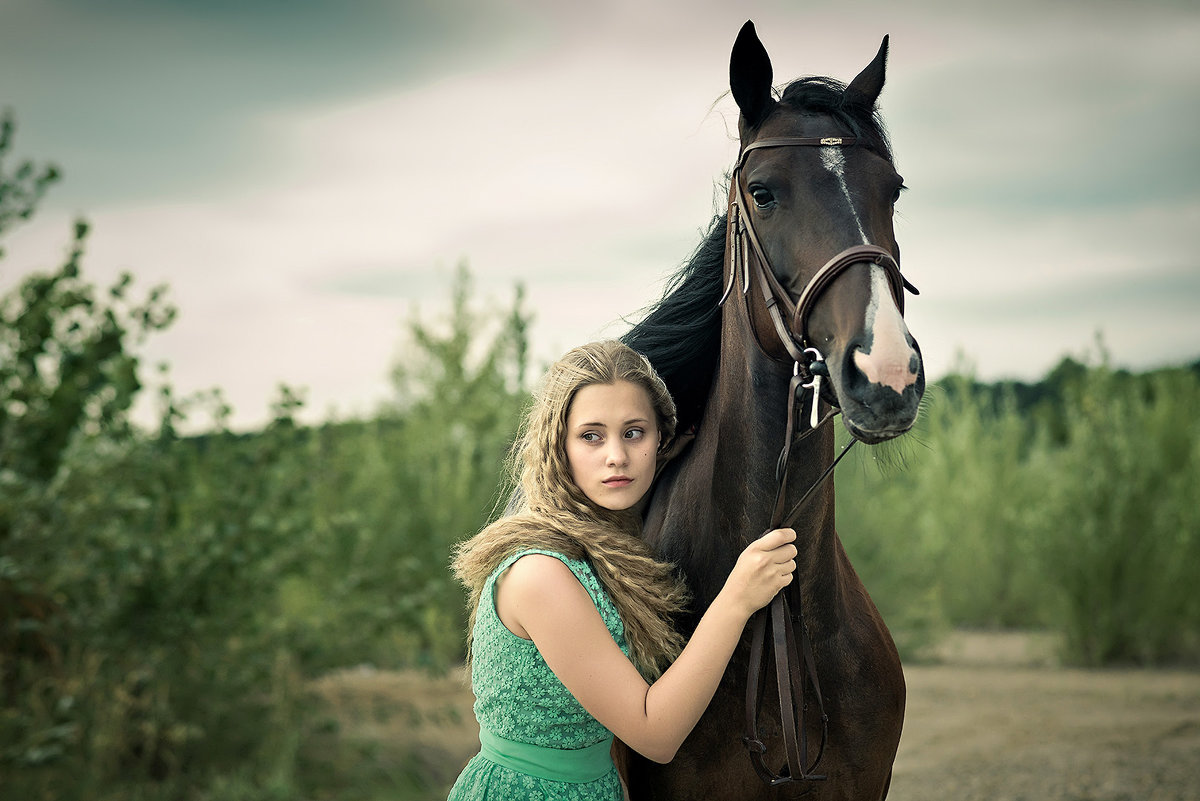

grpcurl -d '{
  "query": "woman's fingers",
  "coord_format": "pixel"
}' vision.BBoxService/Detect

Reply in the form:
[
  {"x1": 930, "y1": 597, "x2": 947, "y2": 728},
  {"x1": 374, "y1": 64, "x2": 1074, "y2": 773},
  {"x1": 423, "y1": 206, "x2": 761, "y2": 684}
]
[
  {"x1": 754, "y1": 529, "x2": 797, "y2": 563},
  {"x1": 758, "y1": 527, "x2": 796, "y2": 548},
  {"x1": 773, "y1": 545, "x2": 798, "y2": 564}
]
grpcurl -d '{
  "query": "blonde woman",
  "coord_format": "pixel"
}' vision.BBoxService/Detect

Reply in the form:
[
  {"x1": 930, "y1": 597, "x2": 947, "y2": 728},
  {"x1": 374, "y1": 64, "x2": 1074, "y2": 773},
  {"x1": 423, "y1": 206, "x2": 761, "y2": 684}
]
[{"x1": 449, "y1": 340, "x2": 796, "y2": 800}]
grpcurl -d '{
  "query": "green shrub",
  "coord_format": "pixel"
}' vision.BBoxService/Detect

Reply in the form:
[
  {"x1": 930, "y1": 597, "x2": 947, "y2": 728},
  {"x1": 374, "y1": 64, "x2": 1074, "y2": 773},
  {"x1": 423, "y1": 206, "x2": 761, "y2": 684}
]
[
  {"x1": 838, "y1": 360, "x2": 1200, "y2": 667},
  {"x1": 1, "y1": 111, "x2": 530, "y2": 797},
  {"x1": 1033, "y1": 365, "x2": 1200, "y2": 665}
]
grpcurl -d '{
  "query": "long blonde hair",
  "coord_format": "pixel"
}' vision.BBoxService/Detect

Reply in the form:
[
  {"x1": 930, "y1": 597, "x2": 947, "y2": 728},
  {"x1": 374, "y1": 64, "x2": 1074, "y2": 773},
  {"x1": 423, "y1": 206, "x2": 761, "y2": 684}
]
[{"x1": 452, "y1": 340, "x2": 689, "y2": 679}]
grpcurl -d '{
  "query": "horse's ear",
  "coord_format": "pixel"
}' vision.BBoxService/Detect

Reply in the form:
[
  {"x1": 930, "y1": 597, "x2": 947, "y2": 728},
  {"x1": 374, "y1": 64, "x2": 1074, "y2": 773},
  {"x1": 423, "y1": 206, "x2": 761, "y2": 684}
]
[
  {"x1": 730, "y1": 20, "x2": 775, "y2": 130},
  {"x1": 844, "y1": 35, "x2": 889, "y2": 110}
]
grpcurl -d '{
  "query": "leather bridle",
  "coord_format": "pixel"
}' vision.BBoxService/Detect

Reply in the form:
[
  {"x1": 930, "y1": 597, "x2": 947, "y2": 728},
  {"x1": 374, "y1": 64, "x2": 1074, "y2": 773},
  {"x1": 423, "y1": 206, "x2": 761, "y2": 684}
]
[
  {"x1": 721, "y1": 136, "x2": 917, "y2": 367},
  {"x1": 719, "y1": 134, "x2": 918, "y2": 786}
]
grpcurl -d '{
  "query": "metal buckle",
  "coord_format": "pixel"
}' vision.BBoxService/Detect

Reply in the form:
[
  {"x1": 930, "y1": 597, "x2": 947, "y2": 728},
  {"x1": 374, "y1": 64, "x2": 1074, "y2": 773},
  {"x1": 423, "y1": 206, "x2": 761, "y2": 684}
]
[{"x1": 801, "y1": 347, "x2": 826, "y2": 429}]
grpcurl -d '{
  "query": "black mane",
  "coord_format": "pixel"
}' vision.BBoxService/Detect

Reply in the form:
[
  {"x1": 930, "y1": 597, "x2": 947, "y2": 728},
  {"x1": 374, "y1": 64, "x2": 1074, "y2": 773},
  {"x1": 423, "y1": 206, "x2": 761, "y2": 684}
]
[
  {"x1": 622, "y1": 213, "x2": 726, "y2": 433},
  {"x1": 622, "y1": 76, "x2": 894, "y2": 433}
]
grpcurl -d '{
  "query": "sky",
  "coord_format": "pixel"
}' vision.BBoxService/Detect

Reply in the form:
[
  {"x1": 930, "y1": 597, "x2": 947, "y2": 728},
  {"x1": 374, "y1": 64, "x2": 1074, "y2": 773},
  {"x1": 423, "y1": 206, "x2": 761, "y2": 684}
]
[{"x1": 2, "y1": 0, "x2": 1198, "y2": 429}]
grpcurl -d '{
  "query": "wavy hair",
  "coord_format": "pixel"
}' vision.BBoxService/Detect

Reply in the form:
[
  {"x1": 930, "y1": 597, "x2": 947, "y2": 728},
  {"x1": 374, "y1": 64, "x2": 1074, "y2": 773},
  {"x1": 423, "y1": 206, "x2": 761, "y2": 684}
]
[{"x1": 452, "y1": 340, "x2": 689, "y2": 679}]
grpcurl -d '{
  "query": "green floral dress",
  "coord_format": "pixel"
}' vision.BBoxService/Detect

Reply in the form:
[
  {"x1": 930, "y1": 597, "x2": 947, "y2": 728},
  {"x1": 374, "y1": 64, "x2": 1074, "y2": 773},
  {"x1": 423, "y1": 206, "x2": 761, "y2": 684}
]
[{"x1": 447, "y1": 549, "x2": 627, "y2": 800}]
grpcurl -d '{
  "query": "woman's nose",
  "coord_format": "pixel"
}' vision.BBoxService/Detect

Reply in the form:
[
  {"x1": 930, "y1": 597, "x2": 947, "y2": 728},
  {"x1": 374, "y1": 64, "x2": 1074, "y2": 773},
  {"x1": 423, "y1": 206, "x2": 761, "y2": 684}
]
[{"x1": 605, "y1": 442, "x2": 628, "y2": 466}]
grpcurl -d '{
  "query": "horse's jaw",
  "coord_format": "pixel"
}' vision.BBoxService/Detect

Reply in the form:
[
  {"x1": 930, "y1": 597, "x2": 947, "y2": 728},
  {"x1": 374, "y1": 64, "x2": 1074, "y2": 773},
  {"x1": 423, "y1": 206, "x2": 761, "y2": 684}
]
[{"x1": 838, "y1": 388, "x2": 923, "y2": 445}]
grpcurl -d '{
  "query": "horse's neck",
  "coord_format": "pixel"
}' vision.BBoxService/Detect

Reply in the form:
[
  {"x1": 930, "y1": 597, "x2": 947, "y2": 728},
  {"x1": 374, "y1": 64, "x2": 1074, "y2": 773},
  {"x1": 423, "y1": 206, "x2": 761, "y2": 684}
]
[
  {"x1": 706, "y1": 339, "x2": 838, "y2": 541},
  {"x1": 650, "y1": 317, "x2": 840, "y2": 615}
]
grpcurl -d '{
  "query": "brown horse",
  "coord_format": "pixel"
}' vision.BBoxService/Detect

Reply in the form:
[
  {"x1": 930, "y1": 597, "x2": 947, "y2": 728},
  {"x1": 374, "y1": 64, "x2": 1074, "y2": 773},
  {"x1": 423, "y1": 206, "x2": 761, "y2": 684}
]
[{"x1": 620, "y1": 21, "x2": 924, "y2": 800}]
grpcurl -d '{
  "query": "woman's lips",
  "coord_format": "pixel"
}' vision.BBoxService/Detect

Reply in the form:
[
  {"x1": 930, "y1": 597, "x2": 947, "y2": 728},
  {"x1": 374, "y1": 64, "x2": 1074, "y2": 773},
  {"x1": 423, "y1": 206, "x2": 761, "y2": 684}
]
[{"x1": 603, "y1": 477, "x2": 633, "y2": 487}]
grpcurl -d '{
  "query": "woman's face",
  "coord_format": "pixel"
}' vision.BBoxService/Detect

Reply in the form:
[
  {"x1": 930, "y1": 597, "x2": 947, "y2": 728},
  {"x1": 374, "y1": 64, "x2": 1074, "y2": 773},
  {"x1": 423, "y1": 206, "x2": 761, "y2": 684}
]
[{"x1": 564, "y1": 380, "x2": 660, "y2": 511}]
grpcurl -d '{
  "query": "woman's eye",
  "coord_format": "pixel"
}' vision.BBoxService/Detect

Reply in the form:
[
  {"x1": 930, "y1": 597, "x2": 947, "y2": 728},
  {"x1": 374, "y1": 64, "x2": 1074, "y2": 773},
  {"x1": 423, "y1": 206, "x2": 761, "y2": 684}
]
[
  {"x1": 582, "y1": 432, "x2": 601, "y2": 443},
  {"x1": 624, "y1": 428, "x2": 644, "y2": 441},
  {"x1": 750, "y1": 186, "x2": 775, "y2": 208}
]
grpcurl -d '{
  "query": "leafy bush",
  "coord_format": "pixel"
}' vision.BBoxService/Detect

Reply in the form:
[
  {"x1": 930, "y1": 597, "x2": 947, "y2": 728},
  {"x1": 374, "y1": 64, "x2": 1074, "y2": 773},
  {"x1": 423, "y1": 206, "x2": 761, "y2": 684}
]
[
  {"x1": 1, "y1": 260, "x2": 530, "y2": 798},
  {"x1": 838, "y1": 357, "x2": 1200, "y2": 666},
  {"x1": 267, "y1": 263, "x2": 532, "y2": 673},
  {"x1": 1, "y1": 111, "x2": 531, "y2": 798},
  {"x1": 1032, "y1": 364, "x2": 1200, "y2": 665}
]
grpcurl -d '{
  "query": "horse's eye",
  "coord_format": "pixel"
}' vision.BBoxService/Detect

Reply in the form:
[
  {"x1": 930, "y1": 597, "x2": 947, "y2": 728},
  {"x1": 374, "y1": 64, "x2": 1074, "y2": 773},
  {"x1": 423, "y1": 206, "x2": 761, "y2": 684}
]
[
  {"x1": 750, "y1": 186, "x2": 775, "y2": 208},
  {"x1": 891, "y1": 183, "x2": 907, "y2": 204}
]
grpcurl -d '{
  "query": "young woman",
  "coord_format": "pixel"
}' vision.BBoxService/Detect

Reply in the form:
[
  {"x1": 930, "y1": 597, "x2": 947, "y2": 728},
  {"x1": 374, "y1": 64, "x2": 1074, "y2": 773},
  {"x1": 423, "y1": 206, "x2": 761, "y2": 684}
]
[{"x1": 449, "y1": 340, "x2": 796, "y2": 800}]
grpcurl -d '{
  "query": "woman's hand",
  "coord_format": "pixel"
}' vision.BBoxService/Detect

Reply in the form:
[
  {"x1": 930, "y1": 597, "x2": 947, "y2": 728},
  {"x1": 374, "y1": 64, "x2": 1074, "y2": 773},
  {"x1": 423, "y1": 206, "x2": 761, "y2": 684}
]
[{"x1": 719, "y1": 528, "x2": 798, "y2": 619}]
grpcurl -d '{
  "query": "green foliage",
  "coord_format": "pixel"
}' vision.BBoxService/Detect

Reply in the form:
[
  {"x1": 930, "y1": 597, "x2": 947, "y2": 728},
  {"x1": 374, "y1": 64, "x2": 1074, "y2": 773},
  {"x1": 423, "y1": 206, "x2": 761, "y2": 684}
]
[
  {"x1": 838, "y1": 357, "x2": 1200, "y2": 666},
  {"x1": 1, "y1": 257, "x2": 530, "y2": 798},
  {"x1": 0, "y1": 228, "x2": 176, "y2": 484},
  {"x1": 270, "y1": 263, "x2": 532, "y2": 673},
  {"x1": 0, "y1": 109, "x2": 61, "y2": 255},
  {"x1": 1033, "y1": 365, "x2": 1200, "y2": 665},
  {"x1": 1, "y1": 112, "x2": 530, "y2": 799}
]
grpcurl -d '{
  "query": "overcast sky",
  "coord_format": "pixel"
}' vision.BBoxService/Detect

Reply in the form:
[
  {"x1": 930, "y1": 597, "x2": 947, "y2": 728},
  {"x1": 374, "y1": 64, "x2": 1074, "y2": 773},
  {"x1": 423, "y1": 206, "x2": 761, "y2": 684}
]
[{"x1": 2, "y1": 0, "x2": 1198, "y2": 429}]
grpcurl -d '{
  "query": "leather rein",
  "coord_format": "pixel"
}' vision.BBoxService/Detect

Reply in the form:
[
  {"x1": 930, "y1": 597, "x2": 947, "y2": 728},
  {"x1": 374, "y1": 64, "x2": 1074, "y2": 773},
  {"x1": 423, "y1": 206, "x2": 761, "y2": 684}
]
[{"x1": 718, "y1": 135, "x2": 918, "y2": 786}]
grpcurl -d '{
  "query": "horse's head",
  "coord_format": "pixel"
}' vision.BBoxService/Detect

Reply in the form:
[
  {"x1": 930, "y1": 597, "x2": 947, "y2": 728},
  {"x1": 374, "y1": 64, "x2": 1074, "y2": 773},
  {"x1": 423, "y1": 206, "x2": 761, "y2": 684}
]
[{"x1": 726, "y1": 21, "x2": 924, "y2": 444}]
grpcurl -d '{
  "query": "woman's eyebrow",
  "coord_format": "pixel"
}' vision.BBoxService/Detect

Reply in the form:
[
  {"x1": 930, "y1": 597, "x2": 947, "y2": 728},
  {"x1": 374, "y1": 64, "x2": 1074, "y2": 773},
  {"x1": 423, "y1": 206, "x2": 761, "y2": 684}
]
[{"x1": 574, "y1": 417, "x2": 650, "y2": 428}]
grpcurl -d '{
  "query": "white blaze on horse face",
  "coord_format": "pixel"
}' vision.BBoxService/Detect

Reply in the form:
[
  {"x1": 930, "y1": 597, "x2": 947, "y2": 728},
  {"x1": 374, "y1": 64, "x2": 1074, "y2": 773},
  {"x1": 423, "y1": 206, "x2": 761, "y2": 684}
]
[
  {"x1": 819, "y1": 146, "x2": 916, "y2": 394},
  {"x1": 819, "y1": 147, "x2": 867, "y2": 243},
  {"x1": 856, "y1": 269, "x2": 919, "y2": 395}
]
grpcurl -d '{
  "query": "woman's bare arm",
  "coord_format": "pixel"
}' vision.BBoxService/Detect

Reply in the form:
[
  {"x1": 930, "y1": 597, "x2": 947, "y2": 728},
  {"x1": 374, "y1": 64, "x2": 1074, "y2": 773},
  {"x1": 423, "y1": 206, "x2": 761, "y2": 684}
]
[{"x1": 495, "y1": 528, "x2": 796, "y2": 763}]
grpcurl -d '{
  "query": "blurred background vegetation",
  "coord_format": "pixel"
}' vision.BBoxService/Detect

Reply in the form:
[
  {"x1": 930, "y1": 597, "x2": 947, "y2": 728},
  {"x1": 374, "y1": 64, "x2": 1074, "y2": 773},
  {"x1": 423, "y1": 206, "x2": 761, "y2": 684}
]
[{"x1": 3, "y1": 113, "x2": 1199, "y2": 799}]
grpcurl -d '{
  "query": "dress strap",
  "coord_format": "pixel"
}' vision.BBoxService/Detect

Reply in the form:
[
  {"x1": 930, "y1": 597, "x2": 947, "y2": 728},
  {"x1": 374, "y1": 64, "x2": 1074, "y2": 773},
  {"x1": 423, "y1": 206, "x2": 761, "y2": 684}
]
[{"x1": 478, "y1": 727, "x2": 615, "y2": 784}]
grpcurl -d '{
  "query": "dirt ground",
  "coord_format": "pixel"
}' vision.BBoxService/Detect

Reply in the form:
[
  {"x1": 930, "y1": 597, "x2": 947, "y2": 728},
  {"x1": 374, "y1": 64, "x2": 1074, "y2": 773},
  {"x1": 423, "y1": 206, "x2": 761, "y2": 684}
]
[
  {"x1": 314, "y1": 632, "x2": 1200, "y2": 800},
  {"x1": 889, "y1": 632, "x2": 1200, "y2": 801}
]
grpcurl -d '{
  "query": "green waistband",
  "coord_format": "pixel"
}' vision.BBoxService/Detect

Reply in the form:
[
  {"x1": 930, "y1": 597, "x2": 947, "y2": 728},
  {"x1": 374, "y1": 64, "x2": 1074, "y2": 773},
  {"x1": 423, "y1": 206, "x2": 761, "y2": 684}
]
[{"x1": 477, "y1": 727, "x2": 615, "y2": 784}]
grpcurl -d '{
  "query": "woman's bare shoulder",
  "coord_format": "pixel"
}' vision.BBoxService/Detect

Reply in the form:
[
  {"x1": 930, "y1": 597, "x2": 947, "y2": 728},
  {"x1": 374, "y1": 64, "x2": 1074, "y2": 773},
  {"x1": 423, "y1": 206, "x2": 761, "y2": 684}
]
[{"x1": 500, "y1": 552, "x2": 587, "y2": 601}]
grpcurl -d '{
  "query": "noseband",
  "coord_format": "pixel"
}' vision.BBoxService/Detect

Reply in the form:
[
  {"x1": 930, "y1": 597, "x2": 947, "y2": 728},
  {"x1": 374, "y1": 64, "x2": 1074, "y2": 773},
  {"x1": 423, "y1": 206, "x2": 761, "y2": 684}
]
[{"x1": 722, "y1": 135, "x2": 918, "y2": 787}]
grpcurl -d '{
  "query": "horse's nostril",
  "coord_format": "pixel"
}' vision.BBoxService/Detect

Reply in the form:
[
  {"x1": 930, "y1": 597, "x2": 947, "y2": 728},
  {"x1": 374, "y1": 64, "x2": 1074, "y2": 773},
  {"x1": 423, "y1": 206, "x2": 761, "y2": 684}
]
[{"x1": 853, "y1": 345, "x2": 919, "y2": 394}]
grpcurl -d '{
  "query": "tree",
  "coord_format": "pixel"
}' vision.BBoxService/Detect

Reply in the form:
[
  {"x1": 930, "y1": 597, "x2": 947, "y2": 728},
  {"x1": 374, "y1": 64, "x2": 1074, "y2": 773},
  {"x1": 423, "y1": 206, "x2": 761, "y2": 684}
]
[
  {"x1": 0, "y1": 111, "x2": 177, "y2": 783},
  {"x1": 0, "y1": 110, "x2": 176, "y2": 486}
]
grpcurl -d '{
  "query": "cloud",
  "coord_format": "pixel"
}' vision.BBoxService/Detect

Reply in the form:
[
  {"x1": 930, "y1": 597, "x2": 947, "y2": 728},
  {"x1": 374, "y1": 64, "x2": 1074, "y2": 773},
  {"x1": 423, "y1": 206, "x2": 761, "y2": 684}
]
[
  {"x1": 2, "y1": 0, "x2": 1198, "y2": 429},
  {"x1": 0, "y1": 0, "x2": 537, "y2": 205}
]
